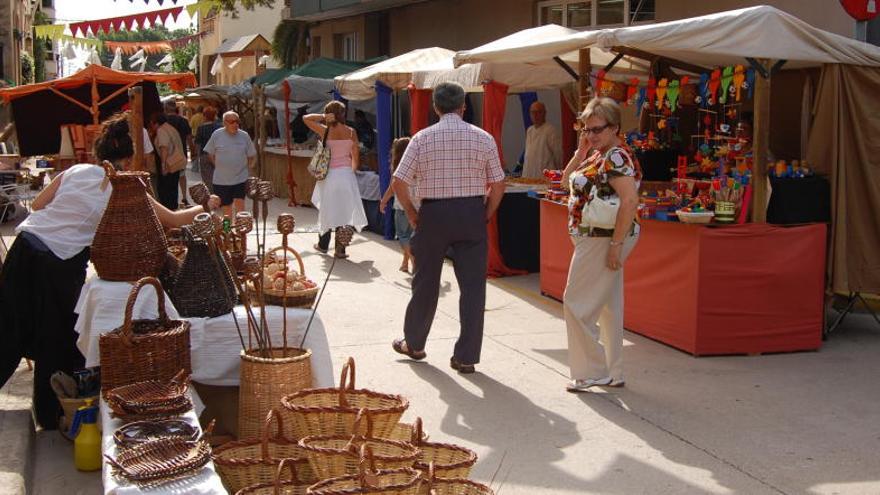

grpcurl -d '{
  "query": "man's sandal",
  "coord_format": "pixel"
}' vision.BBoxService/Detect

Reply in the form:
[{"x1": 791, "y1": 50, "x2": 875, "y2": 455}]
[{"x1": 392, "y1": 338, "x2": 426, "y2": 361}]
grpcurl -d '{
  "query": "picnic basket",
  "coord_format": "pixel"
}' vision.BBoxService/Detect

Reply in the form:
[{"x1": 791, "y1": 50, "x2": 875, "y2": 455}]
[
  {"x1": 298, "y1": 409, "x2": 420, "y2": 481},
  {"x1": 248, "y1": 246, "x2": 318, "y2": 308},
  {"x1": 410, "y1": 419, "x2": 476, "y2": 480},
  {"x1": 234, "y1": 458, "x2": 312, "y2": 495},
  {"x1": 91, "y1": 161, "x2": 167, "y2": 281},
  {"x1": 280, "y1": 357, "x2": 408, "y2": 440},
  {"x1": 99, "y1": 277, "x2": 191, "y2": 393},
  {"x1": 169, "y1": 226, "x2": 237, "y2": 318},
  {"x1": 214, "y1": 409, "x2": 315, "y2": 494},
  {"x1": 239, "y1": 346, "x2": 313, "y2": 440},
  {"x1": 306, "y1": 445, "x2": 423, "y2": 495}
]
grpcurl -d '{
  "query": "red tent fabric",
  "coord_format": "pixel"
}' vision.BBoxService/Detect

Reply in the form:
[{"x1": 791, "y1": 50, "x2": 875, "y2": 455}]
[
  {"x1": 408, "y1": 85, "x2": 432, "y2": 136},
  {"x1": 560, "y1": 92, "x2": 576, "y2": 163}
]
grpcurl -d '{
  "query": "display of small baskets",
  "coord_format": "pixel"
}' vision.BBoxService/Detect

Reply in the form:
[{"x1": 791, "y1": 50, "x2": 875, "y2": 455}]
[
  {"x1": 410, "y1": 419, "x2": 476, "y2": 480},
  {"x1": 105, "y1": 430, "x2": 212, "y2": 486},
  {"x1": 306, "y1": 445, "x2": 424, "y2": 495},
  {"x1": 420, "y1": 464, "x2": 494, "y2": 495},
  {"x1": 99, "y1": 277, "x2": 192, "y2": 393},
  {"x1": 280, "y1": 357, "x2": 408, "y2": 440},
  {"x1": 213, "y1": 409, "x2": 315, "y2": 494},
  {"x1": 298, "y1": 409, "x2": 421, "y2": 481},
  {"x1": 114, "y1": 419, "x2": 199, "y2": 448},
  {"x1": 90, "y1": 161, "x2": 168, "y2": 282},
  {"x1": 104, "y1": 370, "x2": 192, "y2": 420},
  {"x1": 234, "y1": 458, "x2": 312, "y2": 495},
  {"x1": 248, "y1": 246, "x2": 318, "y2": 308},
  {"x1": 169, "y1": 226, "x2": 237, "y2": 318},
  {"x1": 239, "y1": 346, "x2": 313, "y2": 440}
]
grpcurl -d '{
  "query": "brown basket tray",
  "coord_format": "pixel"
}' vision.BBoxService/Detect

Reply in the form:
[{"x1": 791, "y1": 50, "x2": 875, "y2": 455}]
[
  {"x1": 234, "y1": 458, "x2": 312, "y2": 495},
  {"x1": 213, "y1": 409, "x2": 315, "y2": 494},
  {"x1": 298, "y1": 409, "x2": 420, "y2": 481},
  {"x1": 248, "y1": 246, "x2": 318, "y2": 308},
  {"x1": 307, "y1": 445, "x2": 423, "y2": 495},
  {"x1": 99, "y1": 277, "x2": 192, "y2": 393},
  {"x1": 421, "y1": 464, "x2": 494, "y2": 495},
  {"x1": 280, "y1": 357, "x2": 408, "y2": 440},
  {"x1": 114, "y1": 419, "x2": 198, "y2": 448},
  {"x1": 105, "y1": 435, "x2": 212, "y2": 485},
  {"x1": 410, "y1": 419, "x2": 476, "y2": 480},
  {"x1": 105, "y1": 371, "x2": 192, "y2": 419}
]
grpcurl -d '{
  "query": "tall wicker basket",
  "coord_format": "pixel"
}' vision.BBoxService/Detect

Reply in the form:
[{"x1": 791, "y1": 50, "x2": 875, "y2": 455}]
[
  {"x1": 99, "y1": 277, "x2": 191, "y2": 393},
  {"x1": 169, "y1": 227, "x2": 237, "y2": 318},
  {"x1": 90, "y1": 162, "x2": 167, "y2": 281},
  {"x1": 238, "y1": 347, "x2": 312, "y2": 440}
]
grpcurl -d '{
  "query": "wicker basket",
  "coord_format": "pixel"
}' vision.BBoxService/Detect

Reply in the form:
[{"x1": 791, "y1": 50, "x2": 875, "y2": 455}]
[
  {"x1": 114, "y1": 419, "x2": 198, "y2": 448},
  {"x1": 58, "y1": 396, "x2": 99, "y2": 434},
  {"x1": 170, "y1": 227, "x2": 237, "y2": 318},
  {"x1": 91, "y1": 162, "x2": 168, "y2": 281},
  {"x1": 105, "y1": 434, "x2": 212, "y2": 485},
  {"x1": 280, "y1": 357, "x2": 408, "y2": 440},
  {"x1": 99, "y1": 277, "x2": 192, "y2": 393},
  {"x1": 410, "y1": 419, "x2": 476, "y2": 480},
  {"x1": 420, "y1": 464, "x2": 494, "y2": 495},
  {"x1": 104, "y1": 370, "x2": 192, "y2": 420},
  {"x1": 306, "y1": 446, "x2": 423, "y2": 495},
  {"x1": 239, "y1": 347, "x2": 313, "y2": 440},
  {"x1": 298, "y1": 409, "x2": 420, "y2": 481},
  {"x1": 214, "y1": 409, "x2": 315, "y2": 494},
  {"x1": 248, "y1": 246, "x2": 318, "y2": 308},
  {"x1": 234, "y1": 458, "x2": 312, "y2": 495}
]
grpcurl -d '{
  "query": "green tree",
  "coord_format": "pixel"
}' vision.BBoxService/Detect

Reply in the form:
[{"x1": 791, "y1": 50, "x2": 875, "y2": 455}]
[
  {"x1": 20, "y1": 52, "x2": 34, "y2": 83},
  {"x1": 271, "y1": 20, "x2": 309, "y2": 69},
  {"x1": 217, "y1": 0, "x2": 276, "y2": 17},
  {"x1": 97, "y1": 26, "x2": 197, "y2": 73},
  {"x1": 32, "y1": 10, "x2": 51, "y2": 82}
]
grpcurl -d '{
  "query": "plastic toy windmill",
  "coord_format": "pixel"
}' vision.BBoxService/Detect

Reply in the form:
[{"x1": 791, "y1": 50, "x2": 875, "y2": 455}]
[
  {"x1": 732, "y1": 65, "x2": 746, "y2": 102},
  {"x1": 647, "y1": 77, "x2": 657, "y2": 109},
  {"x1": 719, "y1": 66, "x2": 734, "y2": 104},
  {"x1": 655, "y1": 78, "x2": 668, "y2": 110},
  {"x1": 666, "y1": 79, "x2": 681, "y2": 112},
  {"x1": 707, "y1": 69, "x2": 721, "y2": 106}
]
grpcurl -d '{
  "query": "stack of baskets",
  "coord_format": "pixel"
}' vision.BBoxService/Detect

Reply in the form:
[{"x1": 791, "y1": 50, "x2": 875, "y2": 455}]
[{"x1": 223, "y1": 357, "x2": 493, "y2": 495}]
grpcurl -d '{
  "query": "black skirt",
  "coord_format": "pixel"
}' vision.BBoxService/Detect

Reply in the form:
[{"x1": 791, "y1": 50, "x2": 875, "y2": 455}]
[{"x1": 0, "y1": 232, "x2": 89, "y2": 429}]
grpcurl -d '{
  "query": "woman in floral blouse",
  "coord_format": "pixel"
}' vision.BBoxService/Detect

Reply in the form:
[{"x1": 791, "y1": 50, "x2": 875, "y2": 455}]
[{"x1": 561, "y1": 97, "x2": 642, "y2": 392}]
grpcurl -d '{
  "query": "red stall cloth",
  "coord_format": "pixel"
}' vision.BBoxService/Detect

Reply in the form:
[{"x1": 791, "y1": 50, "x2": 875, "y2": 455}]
[
  {"x1": 408, "y1": 84, "x2": 432, "y2": 136},
  {"x1": 482, "y1": 81, "x2": 525, "y2": 278},
  {"x1": 539, "y1": 200, "x2": 826, "y2": 356},
  {"x1": 560, "y1": 91, "x2": 576, "y2": 162}
]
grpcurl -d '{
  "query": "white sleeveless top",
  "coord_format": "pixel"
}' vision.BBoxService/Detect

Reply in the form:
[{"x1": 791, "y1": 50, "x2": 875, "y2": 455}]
[{"x1": 17, "y1": 164, "x2": 113, "y2": 260}]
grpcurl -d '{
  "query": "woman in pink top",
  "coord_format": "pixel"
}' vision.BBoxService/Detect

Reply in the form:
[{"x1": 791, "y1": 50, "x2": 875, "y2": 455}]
[{"x1": 304, "y1": 101, "x2": 368, "y2": 258}]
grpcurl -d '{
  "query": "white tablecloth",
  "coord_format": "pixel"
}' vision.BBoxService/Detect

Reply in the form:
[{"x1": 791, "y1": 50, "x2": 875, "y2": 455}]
[
  {"x1": 75, "y1": 277, "x2": 335, "y2": 388},
  {"x1": 101, "y1": 395, "x2": 226, "y2": 495}
]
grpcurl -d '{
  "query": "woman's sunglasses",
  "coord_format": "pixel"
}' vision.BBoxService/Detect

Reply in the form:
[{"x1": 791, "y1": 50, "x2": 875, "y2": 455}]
[{"x1": 573, "y1": 122, "x2": 611, "y2": 135}]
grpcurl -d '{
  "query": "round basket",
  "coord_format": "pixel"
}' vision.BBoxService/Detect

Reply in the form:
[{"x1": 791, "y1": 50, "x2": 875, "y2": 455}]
[
  {"x1": 421, "y1": 463, "x2": 494, "y2": 495},
  {"x1": 214, "y1": 409, "x2": 315, "y2": 494},
  {"x1": 239, "y1": 347, "x2": 312, "y2": 440},
  {"x1": 248, "y1": 246, "x2": 318, "y2": 308},
  {"x1": 234, "y1": 458, "x2": 311, "y2": 495},
  {"x1": 410, "y1": 419, "x2": 476, "y2": 480},
  {"x1": 675, "y1": 210, "x2": 714, "y2": 224},
  {"x1": 280, "y1": 357, "x2": 408, "y2": 440},
  {"x1": 298, "y1": 409, "x2": 420, "y2": 481},
  {"x1": 306, "y1": 445, "x2": 423, "y2": 495}
]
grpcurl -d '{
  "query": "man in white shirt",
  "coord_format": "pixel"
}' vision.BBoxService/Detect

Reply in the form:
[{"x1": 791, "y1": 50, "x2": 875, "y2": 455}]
[{"x1": 521, "y1": 101, "x2": 562, "y2": 179}]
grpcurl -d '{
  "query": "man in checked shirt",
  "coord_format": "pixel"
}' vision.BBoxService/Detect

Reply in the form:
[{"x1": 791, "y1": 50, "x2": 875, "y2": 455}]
[{"x1": 390, "y1": 82, "x2": 506, "y2": 374}]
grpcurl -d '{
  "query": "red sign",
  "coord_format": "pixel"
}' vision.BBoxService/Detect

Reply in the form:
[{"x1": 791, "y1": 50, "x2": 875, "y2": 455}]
[{"x1": 840, "y1": 0, "x2": 879, "y2": 21}]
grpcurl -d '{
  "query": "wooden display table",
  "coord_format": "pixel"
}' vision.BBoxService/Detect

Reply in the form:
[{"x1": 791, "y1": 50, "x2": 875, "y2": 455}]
[
  {"x1": 261, "y1": 146, "x2": 315, "y2": 205},
  {"x1": 539, "y1": 199, "x2": 826, "y2": 356}
]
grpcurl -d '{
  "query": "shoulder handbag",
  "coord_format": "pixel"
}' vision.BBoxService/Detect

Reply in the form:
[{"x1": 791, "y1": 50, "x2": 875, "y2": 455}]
[
  {"x1": 307, "y1": 127, "x2": 331, "y2": 181},
  {"x1": 580, "y1": 147, "x2": 631, "y2": 231}
]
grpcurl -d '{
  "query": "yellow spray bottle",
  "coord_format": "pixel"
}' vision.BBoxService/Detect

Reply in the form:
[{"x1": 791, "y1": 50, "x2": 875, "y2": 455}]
[{"x1": 69, "y1": 399, "x2": 101, "y2": 471}]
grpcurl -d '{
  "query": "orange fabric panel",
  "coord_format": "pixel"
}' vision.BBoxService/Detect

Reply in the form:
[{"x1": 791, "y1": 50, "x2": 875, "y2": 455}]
[
  {"x1": 481, "y1": 81, "x2": 508, "y2": 166},
  {"x1": 560, "y1": 91, "x2": 576, "y2": 163},
  {"x1": 408, "y1": 85, "x2": 432, "y2": 136},
  {"x1": 538, "y1": 199, "x2": 572, "y2": 300}
]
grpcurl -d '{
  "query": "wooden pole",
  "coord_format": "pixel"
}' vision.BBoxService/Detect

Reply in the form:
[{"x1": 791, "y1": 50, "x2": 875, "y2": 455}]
[
  {"x1": 578, "y1": 48, "x2": 592, "y2": 110},
  {"x1": 91, "y1": 74, "x2": 100, "y2": 125},
  {"x1": 751, "y1": 58, "x2": 771, "y2": 223},
  {"x1": 253, "y1": 84, "x2": 265, "y2": 178},
  {"x1": 128, "y1": 86, "x2": 144, "y2": 172}
]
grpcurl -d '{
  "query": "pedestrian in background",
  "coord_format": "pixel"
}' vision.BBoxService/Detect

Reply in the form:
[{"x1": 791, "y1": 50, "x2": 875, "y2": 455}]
[
  {"x1": 303, "y1": 101, "x2": 367, "y2": 259},
  {"x1": 390, "y1": 82, "x2": 506, "y2": 374},
  {"x1": 379, "y1": 137, "x2": 416, "y2": 273},
  {"x1": 151, "y1": 112, "x2": 187, "y2": 211},
  {"x1": 163, "y1": 101, "x2": 196, "y2": 206},
  {"x1": 195, "y1": 106, "x2": 222, "y2": 193},
  {"x1": 203, "y1": 111, "x2": 257, "y2": 217},
  {"x1": 561, "y1": 97, "x2": 641, "y2": 392}
]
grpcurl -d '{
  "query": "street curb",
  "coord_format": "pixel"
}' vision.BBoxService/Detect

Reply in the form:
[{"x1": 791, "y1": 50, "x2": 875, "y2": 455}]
[{"x1": 0, "y1": 364, "x2": 35, "y2": 495}]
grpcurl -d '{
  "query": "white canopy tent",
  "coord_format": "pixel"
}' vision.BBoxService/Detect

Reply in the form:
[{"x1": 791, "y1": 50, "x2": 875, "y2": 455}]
[{"x1": 335, "y1": 47, "x2": 456, "y2": 101}]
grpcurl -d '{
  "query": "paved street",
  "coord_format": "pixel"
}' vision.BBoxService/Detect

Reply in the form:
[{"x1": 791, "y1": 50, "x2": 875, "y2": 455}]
[{"x1": 2, "y1": 191, "x2": 880, "y2": 494}]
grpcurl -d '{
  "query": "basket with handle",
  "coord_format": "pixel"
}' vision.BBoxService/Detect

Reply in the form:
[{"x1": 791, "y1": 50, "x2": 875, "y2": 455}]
[
  {"x1": 235, "y1": 457, "x2": 312, "y2": 495},
  {"x1": 248, "y1": 246, "x2": 318, "y2": 308},
  {"x1": 419, "y1": 463, "x2": 494, "y2": 495},
  {"x1": 169, "y1": 226, "x2": 237, "y2": 317},
  {"x1": 280, "y1": 357, "x2": 408, "y2": 440},
  {"x1": 99, "y1": 277, "x2": 191, "y2": 393},
  {"x1": 239, "y1": 347, "x2": 313, "y2": 440},
  {"x1": 214, "y1": 409, "x2": 315, "y2": 494},
  {"x1": 306, "y1": 445, "x2": 423, "y2": 495},
  {"x1": 91, "y1": 161, "x2": 168, "y2": 281},
  {"x1": 298, "y1": 409, "x2": 420, "y2": 481},
  {"x1": 410, "y1": 419, "x2": 476, "y2": 480}
]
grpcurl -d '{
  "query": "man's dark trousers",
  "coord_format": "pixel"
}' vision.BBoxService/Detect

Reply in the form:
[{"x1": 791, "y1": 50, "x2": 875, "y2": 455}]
[{"x1": 403, "y1": 196, "x2": 487, "y2": 365}]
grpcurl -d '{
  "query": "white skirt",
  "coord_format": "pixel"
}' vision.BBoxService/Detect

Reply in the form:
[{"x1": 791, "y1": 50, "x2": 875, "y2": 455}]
[{"x1": 311, "y1": 166, "x2": 368, "y2": 233}]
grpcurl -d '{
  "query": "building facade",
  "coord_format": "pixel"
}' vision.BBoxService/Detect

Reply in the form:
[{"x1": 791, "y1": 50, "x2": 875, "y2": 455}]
[{"x1": 0, "y1": 0, "x2": 38, "y2": 85}]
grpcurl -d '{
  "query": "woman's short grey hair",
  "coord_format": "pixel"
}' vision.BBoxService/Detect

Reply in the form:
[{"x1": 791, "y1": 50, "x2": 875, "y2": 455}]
[
  {"x1": 578, "y1": 97, "x2": 621, "y2": 131},
  {"x1": 433, "y1": 82, "x2": 466, "y2": 114},
  {"x1": 223, "y1": 110, "x2": 240, "y2": 123}
]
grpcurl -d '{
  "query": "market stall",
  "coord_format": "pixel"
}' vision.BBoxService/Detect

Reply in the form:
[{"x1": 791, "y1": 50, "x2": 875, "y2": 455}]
[{"x1": 453, "y1": 6, "x2": 880, "y2": 353}]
